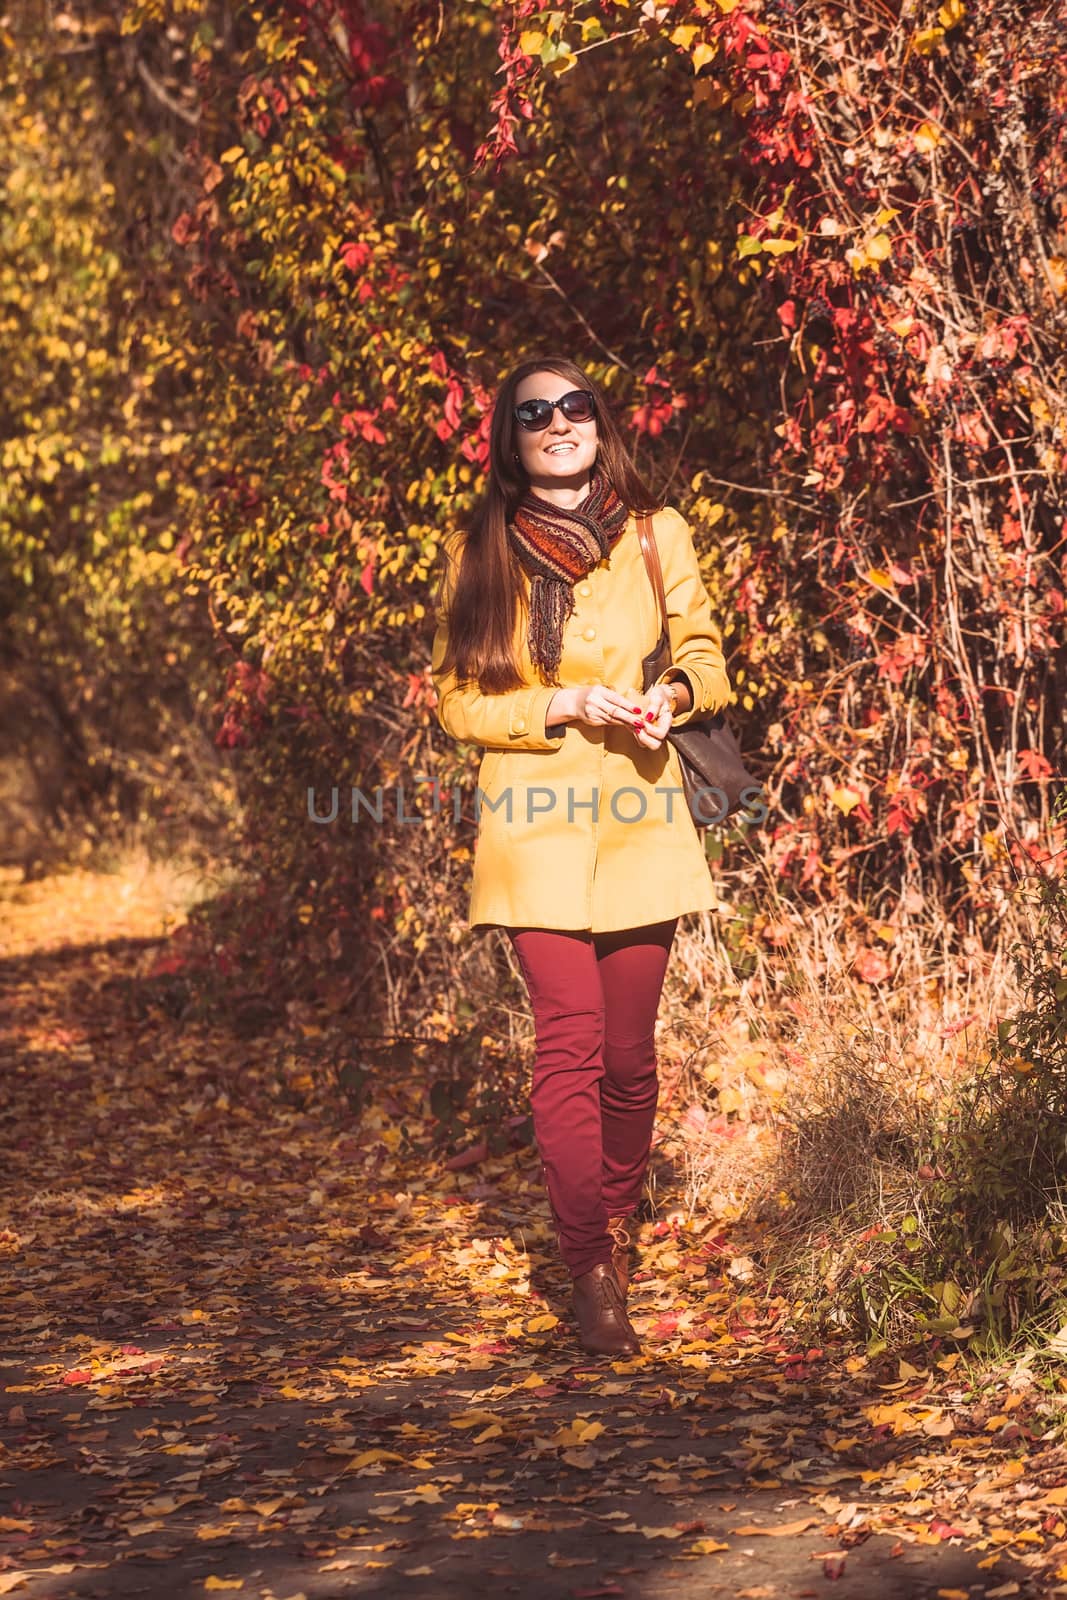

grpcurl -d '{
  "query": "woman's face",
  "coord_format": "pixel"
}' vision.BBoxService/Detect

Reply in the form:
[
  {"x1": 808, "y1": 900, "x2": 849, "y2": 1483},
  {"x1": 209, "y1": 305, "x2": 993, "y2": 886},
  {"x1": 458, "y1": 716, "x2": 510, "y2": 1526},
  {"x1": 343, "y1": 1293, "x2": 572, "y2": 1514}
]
[{"x1": 512, "y1": 370, "x2": 598, "y2": 498}]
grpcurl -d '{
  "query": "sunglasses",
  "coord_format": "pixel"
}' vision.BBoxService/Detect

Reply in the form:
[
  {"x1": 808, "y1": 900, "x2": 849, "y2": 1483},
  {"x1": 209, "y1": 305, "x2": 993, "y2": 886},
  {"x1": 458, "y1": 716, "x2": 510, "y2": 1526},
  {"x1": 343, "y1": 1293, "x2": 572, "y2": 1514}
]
[{"x1": 513, "y1": 389, "x2": 597, "y2": 431}]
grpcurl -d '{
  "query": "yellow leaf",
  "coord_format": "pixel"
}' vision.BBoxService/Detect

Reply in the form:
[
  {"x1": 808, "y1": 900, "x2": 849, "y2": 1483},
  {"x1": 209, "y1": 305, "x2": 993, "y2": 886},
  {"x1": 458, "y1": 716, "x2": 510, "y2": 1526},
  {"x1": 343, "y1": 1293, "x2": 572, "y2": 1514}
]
[
  {"x1": 346, "y1": 1448, "x2": 406, "y2": 1468},
  {"x1": 867, "y1": 566, "x2": 893, "y2": 587},
  {"x1": 220, "y1": 147, "x2": 245, "y2": 164},
  {"x1": 762, "y1": 236, "x2": 800, "y2": 255},
  {"x1": 204, "y1": 1582, "x2": 244, "y2": 1593},
  {"x1": 913, "y1": 26, "x2": 945, "y2": 53},
  {"x1": 938, "y1": 0, "x2": 965, "y2": 27},
  {"x1": 831, "y1": 787, "x2": 862, "y2": 816},
  {"x1": 729, "y1": 1516, "x2": 821, "y2": 1537},
  {"x1": 863, "y1": 1401, "x2": 911, "y2": 1432},
  {"x1": 936, "y1": 1590, "x2": 970, "y2": 1600},
  {"x1": 670, "y1": 24, "x2": 700, "y2": 47},
  {"x1": 526, "y1": 1313, "x2": 559, "y2": 1333},
  {"x1": 691, "y1": 41, "x2": 717, "y2": 71},
  {"x1": 690, "y1": 1538, "x2": 730, "y2": 1554},
  {"x1": 914, "y1": 120, "x2": 943, "y2": 152},
  {"x1": 519, "y1": 30, "x2": 544, "y2": 54},
  {"x1": 866, "y1": 233, "x2": 892, "y2": 261},
  {"x1": 875, "y1": 207, "x2": 900, "y2": 225},
  {"x1": 197, "y1": 1525, "x2": 236, "y2": 1541}
]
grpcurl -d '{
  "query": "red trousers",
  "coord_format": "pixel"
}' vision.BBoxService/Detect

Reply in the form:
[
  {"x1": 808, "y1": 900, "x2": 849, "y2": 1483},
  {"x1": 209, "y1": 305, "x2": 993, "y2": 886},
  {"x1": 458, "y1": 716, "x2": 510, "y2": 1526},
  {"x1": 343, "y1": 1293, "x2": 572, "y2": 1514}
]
[{"x1": 506, "y1": 919, "x2": 678, "y2": 1279}]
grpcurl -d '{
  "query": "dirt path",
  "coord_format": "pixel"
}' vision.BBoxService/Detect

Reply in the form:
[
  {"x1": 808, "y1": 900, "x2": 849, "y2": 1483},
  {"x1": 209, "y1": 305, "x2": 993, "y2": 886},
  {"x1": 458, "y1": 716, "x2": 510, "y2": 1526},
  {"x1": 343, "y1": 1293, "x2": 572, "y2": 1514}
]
[{"x1": 1, "y1": 865, "x2": 1063, "y2": 1598}]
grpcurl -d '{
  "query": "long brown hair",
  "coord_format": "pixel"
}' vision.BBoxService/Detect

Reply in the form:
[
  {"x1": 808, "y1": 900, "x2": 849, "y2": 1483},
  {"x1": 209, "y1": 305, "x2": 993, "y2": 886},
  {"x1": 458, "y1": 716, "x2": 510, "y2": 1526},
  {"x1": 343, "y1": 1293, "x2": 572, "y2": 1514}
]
[{"x1": 434, "y1": 356, "x2": 662, "y2": 694}]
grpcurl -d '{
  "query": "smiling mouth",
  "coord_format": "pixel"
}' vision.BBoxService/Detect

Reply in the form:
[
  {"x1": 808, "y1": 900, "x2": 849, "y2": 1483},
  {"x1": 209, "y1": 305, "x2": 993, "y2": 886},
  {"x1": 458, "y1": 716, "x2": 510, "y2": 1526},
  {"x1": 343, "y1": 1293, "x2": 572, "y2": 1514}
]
[{"x1": 545, "y1": 442, "x2": 577, "y2": 454}]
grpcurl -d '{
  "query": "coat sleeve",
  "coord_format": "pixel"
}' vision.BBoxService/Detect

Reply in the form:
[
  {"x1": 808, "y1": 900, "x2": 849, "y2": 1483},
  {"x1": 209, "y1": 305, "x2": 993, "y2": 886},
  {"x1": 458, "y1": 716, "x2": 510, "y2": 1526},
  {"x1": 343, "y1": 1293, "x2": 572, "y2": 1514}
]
[
  {"x1": 429, "y1": 535, "x2": 566, "y2": 751},
  {"x1": 647, "y1": 506, "x2": 732, "y2": 727}
]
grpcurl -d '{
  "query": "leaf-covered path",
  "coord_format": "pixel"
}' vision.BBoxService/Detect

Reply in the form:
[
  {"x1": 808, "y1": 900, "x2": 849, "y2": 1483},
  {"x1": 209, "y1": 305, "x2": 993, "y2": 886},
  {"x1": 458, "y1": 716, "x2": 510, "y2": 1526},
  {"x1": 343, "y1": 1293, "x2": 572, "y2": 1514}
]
[{"x1": 1, "y1": 868, "x2": 1064, "y2": 1599}]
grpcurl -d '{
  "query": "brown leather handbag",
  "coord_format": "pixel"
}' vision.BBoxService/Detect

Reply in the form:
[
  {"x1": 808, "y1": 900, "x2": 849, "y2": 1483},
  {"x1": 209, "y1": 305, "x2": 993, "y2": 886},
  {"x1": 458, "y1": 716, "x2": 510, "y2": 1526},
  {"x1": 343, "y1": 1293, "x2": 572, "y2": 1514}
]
[{"x1": 636, "y1": 512, "x2": 760, "y2": 827}]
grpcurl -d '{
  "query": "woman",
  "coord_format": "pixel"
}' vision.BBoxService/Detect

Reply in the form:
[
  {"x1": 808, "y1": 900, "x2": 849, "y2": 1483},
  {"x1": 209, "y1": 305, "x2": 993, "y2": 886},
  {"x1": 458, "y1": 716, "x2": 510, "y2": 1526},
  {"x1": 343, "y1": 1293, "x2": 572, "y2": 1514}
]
[{"x1": 430, "y1": 356, "x2": 732, "y2": 1358}]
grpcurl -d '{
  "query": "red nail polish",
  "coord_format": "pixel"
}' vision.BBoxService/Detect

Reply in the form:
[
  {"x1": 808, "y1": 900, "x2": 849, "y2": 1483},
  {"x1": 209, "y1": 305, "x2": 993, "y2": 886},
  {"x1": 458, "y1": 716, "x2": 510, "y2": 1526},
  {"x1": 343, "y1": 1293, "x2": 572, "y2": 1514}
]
[
  {"x1": 631, "y1": 706, "x2": 641, "y2": 714},
  {"x1": 645, "y1": 710, "x2": 655, "y2": 721}
]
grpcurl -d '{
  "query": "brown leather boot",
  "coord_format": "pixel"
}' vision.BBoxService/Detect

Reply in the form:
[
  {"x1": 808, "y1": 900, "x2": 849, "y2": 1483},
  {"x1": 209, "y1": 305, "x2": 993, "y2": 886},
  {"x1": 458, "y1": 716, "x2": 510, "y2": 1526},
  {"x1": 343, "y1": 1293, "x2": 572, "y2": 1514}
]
[
  {"x1": 607, "y1": 1215, "x2": 633, "y2": 1299},
  {"x1": 571, "y1": 1261, "x2": 642, "y2": 1357}
]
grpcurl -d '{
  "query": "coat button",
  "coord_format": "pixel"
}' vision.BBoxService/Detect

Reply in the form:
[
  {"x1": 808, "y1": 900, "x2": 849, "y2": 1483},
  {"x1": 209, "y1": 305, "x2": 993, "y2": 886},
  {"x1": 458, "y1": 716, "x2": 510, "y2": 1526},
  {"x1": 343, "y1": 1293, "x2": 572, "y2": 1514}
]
[
  {"x1": 582, "y1": 626, "x2": 596, "y2": 641},
  {"x1": 513, "y1": 718, "x2": 526, "y2": 732}
]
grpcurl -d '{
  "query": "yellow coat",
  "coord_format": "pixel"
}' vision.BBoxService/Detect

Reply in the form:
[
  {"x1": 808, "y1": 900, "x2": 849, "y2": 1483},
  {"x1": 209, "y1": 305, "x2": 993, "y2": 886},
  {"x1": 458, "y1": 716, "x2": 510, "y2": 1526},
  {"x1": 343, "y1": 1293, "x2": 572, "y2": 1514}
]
[{"x1": 430, "y1": 505, "x2": 732, "y2": 933}]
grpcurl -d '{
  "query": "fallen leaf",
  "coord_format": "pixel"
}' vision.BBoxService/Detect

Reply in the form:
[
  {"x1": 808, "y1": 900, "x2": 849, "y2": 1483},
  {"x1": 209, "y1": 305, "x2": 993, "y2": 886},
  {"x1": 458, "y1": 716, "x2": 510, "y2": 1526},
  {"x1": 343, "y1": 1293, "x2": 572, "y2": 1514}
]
[
  {"x1": 526, "y1": 1313, "x2": 559, "y2": 1333},
  {"x1": 730, "y1": 1515, "x2": 821, "y2": 1537}
]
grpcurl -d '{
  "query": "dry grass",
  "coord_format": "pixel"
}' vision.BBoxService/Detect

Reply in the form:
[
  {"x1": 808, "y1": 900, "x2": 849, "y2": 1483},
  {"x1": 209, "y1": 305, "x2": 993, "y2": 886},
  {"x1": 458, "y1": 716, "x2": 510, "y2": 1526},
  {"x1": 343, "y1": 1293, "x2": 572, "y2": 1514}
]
[{"x1": 649, "y1": 870, "x2": 1048, "y2": 1339}]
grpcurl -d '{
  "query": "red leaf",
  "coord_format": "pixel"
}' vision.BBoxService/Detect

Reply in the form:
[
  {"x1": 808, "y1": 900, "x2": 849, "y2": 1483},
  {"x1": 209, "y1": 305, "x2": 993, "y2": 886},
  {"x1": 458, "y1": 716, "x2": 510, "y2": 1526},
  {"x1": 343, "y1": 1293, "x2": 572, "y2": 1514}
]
[
  {"x1": 886, "y1": 804, "x2": 912, "y2": 837},
  {"x1": 940, "y1": 1014, "x2": 978, "y2": 1038},
  {"x1": 927, "y1": 1519, "x2": 967, "y2": 1541},
  {"x1": 443, "y1": 377, "x2": 464, "y2": 432},
  {"x1": 340, "y1": 240, "x2": 371, "y2": 273},
  {"x1": 148, "y1": 953, "x2": 187, "y2": 978},
  {"x1": 63, "y1": 1370, "x2": 93, "y2": 1385},
  {"x1": 360, "y1": 559, "x2": 375, "y2": 596},
  {"x1": 444, "y1": 1139, "x2": 488, "y2": 1171},
  {"x1": 852, "y1": 947, "x2": 891, "y2": 984},
  {"x1": 1018, "y1": 748, "x2": 1052, "y2": 781},
  {"x1": 648, "y1": 1313, "x2": 681, "y2": 1340}
]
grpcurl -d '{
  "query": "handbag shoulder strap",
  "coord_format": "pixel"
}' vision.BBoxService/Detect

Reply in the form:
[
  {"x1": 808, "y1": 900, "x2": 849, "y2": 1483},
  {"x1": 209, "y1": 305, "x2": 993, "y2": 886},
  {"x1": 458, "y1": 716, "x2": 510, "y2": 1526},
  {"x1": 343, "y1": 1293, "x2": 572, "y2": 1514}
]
[{"x1": 635, "y1": 510, "x2": 669, "y2": 638}]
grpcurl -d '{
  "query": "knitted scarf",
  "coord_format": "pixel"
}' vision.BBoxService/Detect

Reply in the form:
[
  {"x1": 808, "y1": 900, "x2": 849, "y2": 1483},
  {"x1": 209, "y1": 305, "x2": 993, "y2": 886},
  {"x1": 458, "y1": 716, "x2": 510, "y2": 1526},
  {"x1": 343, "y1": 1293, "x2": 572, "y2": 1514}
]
[{"x1": 508, "y1": 471, "x2": 629, "y2": 678}]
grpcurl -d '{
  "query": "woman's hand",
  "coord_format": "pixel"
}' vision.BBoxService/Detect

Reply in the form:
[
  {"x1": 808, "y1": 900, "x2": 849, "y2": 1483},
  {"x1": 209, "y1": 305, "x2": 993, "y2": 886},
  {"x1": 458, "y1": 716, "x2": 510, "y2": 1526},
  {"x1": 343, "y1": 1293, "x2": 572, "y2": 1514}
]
[
  {"x1": 548, "y1": 684, "x2": 653, "y2": 729},
  {"x1": 546, "y1": 680, "x2": 686, "y2": 745},
  {"x1": 628, "y1": 684, "x2": 675, "y2": 749}
]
